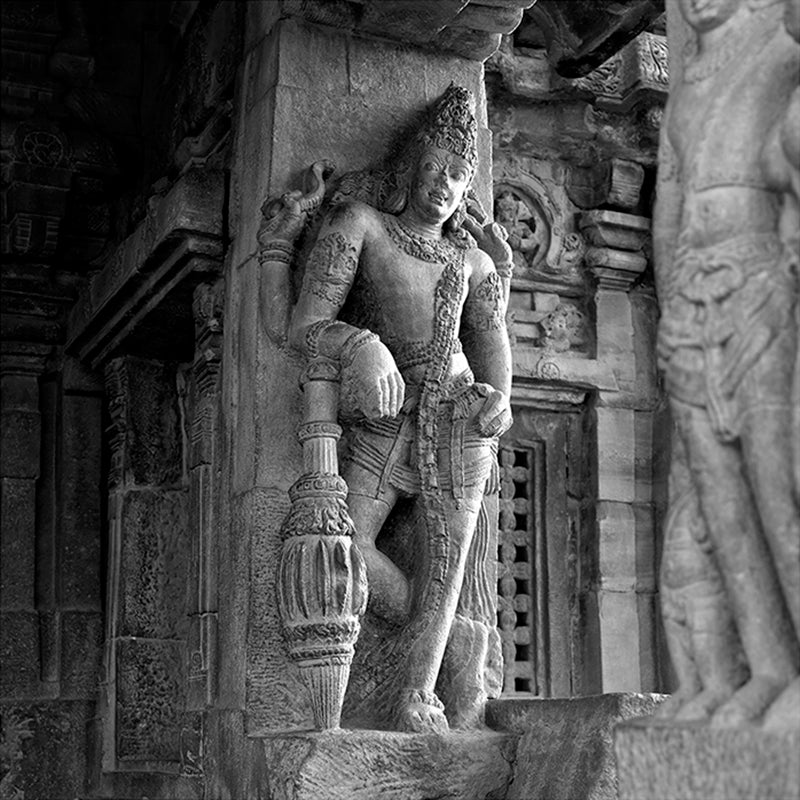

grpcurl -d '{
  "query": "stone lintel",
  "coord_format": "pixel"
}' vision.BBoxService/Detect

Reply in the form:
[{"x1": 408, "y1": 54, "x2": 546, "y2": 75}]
[
  {"x1": 252, "y1": 728, "x2": 516, "y2": 800},
  {"x1": 513, "y1": 348, "x2": 620, "y2": 392},
  {"x1": 615, "y1": 719, "x2": 800, "y2": 800},
  {"x1": 66, "y1": 169, "x2": 225, "y2": 368},
  {"x1": 511, "y1": 378, "x2": 591, "y2": 411}
]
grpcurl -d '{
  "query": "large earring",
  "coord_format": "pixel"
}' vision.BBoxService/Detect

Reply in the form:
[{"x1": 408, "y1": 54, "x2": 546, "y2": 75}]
[
  {"x1": 384, "y1": 185, "x2": 408, "y2": 215},
  {"x1": 447, "y1": 199, "x2": 467, "y2": 233}
]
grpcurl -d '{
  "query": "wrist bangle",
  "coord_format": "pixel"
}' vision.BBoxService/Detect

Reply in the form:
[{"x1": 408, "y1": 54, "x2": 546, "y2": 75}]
[
  {"x1": 340, "y1": 329, "x2": 379, "y2": 370},
  {"x1": 305, "y1": 320, "x2": 337, "y2": 359},
  {"x1": 258, "y1": 240, "x2": 296, "y2": 265}
]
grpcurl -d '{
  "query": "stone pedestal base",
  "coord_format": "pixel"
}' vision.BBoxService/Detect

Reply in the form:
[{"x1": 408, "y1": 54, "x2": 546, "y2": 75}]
[
  {"x1": 252, "y1": 729, "x2": 516, "y2": 800},
  {"x1": 615, "y1": 719, "x2": 800, "y2": 800},
  {"x1": 488, "y1": 694, "x2": 666, "y2": 800}
]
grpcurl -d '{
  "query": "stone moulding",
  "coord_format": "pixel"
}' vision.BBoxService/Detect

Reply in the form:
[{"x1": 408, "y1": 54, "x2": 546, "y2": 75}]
[{"x1": 65, "y1": 169, "x2": 225, "y2": 368}]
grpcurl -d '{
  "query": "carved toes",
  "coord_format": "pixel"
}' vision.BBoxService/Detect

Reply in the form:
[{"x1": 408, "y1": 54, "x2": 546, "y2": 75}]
[{"x1": 396, "y1": 689, "x2": 450, "y2": 734}]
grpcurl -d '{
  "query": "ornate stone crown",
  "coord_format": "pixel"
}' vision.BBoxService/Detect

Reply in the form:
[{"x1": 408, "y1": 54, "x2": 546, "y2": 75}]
[{"x1": 414, "y1": 84, "x2": 478, "y2": 171}]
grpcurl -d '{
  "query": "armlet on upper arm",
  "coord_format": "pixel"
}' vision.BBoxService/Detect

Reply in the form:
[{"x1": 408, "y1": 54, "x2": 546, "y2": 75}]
[
  {"x1": 301, "y1": 231, "x2": 359, "y2": 306},
  {"x1": 463, "y1": 271, "x2": 504, "y2": 333}
]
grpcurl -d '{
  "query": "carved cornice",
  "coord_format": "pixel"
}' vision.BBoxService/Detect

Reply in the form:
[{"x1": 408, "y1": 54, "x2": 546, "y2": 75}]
[
  {"x1": 66, "y1": 169, "x2": 225, "y2": 368},
  {"x1": 523, "y1": 0, "x2": 664, "y2": 78},
  {"x1": 285, "y1": 0, "x2": 536, "y2": 62},
  {"x1": 573, "y1": 32, "x2": 668, "y2": 113}
]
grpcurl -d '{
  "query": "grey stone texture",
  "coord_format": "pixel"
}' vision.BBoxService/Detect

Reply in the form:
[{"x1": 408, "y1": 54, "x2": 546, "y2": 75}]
[
  {"x1": 254, "y1": 729, "x2": 516, "y2": 800},
  {"x1": 616, "y1": 720, "x2": 800, "y2": 800},
  {"x1": 489, "y1": 694, "x2": 666, "y2": 800},
  {"x1": 0, "y1": 700, "x2": 94, "y2": 800}
]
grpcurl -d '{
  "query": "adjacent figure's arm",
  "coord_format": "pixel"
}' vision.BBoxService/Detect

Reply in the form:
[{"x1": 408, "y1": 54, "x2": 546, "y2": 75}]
[
  {"x1": 461, "y1": 251, "x2": 513, "y2": 437},
  {"x1": 652, "y1": 109, "x2": 683, "y2": 304},
  {"x1": 288, "y1": 202, "x2": 404, "y2": 418}
]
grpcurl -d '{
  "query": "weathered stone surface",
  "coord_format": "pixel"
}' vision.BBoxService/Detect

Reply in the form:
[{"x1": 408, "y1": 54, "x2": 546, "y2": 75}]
[
  {"x1": 119, "y1": 489, "x2": 189, "y2": 638},
  {"x1": 616, "y1": 719, "x2": 800, "y2": 800},
  {"x1": 116, "y1": 637, "x2": 186, "y2": 763},
  {"x1": 0, "y1": 610, "x2": 39, "y2": 697},
  {"x1": 488, "y1": 694, "x2": 666, "y2": 800},
  {"x1": 0, "y1": 700, "x2": 94, "y2": 800},
  {"x1": 0, "y1": 477, "x2": 36, "y2": 608},
  {"x1": 60, "y1": 394, "x2": 103, "y2": 605},
  {"x1": 255, "y1": 729, "x2": 516, "y2": 800},
  {"x1": 0, "y1": 409, "x2": 40, "y2": 479},
  {"x1": 124, "y1": 358, "x2": 184, "y2": 487},
  {"x1": 243, "y1": 486, "x2": 312, "y2": 732},
  {"x1": 60, "y1": 610, "x2": 103, "y2": 698}
]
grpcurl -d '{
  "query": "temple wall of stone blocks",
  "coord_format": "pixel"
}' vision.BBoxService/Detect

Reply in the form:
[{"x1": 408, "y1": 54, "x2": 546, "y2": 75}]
[{"x1": 0, "y1": 3, "x2": 675, "y2": 797}]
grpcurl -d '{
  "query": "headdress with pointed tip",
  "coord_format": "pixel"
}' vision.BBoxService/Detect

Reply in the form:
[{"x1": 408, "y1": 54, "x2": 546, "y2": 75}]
[{"x1": 413, "y1": 84, "x2": 478, "y2": 171}]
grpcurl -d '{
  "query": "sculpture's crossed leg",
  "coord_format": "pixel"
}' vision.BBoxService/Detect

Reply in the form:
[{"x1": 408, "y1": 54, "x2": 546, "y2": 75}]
[
  {"x1": 673, "y1": 399, "x2": 800, "y2": 727},
  {"x1": 346, "y1": 486, "x2": 487, "y2": 733}
]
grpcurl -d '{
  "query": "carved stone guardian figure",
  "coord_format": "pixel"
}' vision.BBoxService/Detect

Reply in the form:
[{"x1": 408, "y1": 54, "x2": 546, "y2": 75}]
[
  {"x1": 654, "y1": 0, "x2": 800, "y2": 728},
  {"x1": 278, "y1": 86, "x2": 514, "y2": 733}
]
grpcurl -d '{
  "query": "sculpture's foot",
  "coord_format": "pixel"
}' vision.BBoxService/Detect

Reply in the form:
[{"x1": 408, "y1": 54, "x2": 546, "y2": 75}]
[
  {"x1": 763, "y1": 676, "x2": 800, "y2": 730},
  {"x1": 674, "y1": 687, "x2": 734, "y2": 722},
  {"x1": 711, "y1": 675, "x2": 787, "y2": 728},
  {"x1": 396, "y1": 688, "x2": 449, "y2": 734}
]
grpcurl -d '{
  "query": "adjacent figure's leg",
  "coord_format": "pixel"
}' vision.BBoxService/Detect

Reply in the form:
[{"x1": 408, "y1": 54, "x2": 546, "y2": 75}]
[
  {"x1": 657, "y1": 438, "x2": 747, "y2": 721},
  {"x1": 673, "y1": 400, "x2": 800, "y2": 727}
]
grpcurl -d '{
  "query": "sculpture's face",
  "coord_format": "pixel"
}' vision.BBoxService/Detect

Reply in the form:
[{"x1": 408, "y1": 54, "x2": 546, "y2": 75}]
[
  {"x1": 679, "y1": 0, "x2": 742, "y2": 30},
  {"x1": 495, "y1": 194, "x2": 517, "y2": 223},
  {"x1": 410, "y1": 146, "x2": 472, "y2": 224}
]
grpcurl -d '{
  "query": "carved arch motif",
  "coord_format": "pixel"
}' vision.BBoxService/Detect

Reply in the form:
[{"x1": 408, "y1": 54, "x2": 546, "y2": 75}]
[{"x1": 493, "y1": 169, "x2": 582, "y2": 276}]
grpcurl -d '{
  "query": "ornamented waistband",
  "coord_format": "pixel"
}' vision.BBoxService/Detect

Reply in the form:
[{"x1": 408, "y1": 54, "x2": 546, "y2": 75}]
[
  {"x1": 392, "y1": 338, "x2": 463, "y2": 373},
  {"x1": 674, "y1": 233, "x2": 782, "y2": 273}
]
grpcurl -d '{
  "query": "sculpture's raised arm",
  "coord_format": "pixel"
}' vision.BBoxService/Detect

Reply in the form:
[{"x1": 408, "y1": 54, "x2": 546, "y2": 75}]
[{"x1": 461, "y1": 251, "x2": 513, "y2": 438}]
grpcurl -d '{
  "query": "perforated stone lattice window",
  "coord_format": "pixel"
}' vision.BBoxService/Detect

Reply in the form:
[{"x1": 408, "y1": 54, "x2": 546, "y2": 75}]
[{"x1": 496, "y1": 444, "x2": 541, "y2": 695}]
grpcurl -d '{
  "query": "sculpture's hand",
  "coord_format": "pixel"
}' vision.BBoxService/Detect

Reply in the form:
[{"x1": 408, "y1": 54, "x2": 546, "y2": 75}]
[
  {"x1": 463, "y1": 217, "x2": 513, "y2": 268},
  {"x1": 258, "y1": 191, "x2": 307, "y2": 247},
  {"x1": 347, "y1": 339, "x2": 406, "y2": 419},
  {"x1": 475, "y1": 388, "x2": 512, "y2": 438}
]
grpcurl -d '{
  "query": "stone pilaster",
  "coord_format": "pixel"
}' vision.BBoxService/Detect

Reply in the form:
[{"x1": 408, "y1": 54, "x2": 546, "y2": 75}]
[
  {"x1": 185, "y1": 281, "x2": 224, "y2": 767},
  {"x1": 0, "y1": 344, "x2": 49, "y2": 698},
  {"x1": 100, "y1": 356, "x2": 191, "y2": 774},
  {"x1": 581, "y1": 209, "x2": 660, "y2": 693}
]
